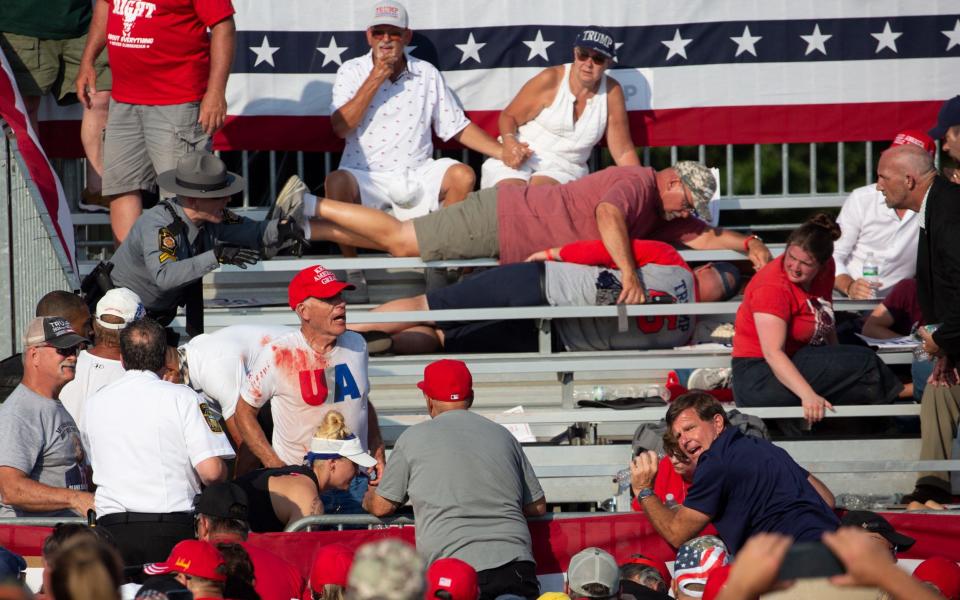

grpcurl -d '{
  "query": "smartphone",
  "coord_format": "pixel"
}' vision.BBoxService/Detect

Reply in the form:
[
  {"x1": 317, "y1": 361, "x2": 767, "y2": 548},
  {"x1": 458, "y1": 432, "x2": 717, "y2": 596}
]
[{"x1": 776, "y1": 542, "x2": 845, "y2": 580}]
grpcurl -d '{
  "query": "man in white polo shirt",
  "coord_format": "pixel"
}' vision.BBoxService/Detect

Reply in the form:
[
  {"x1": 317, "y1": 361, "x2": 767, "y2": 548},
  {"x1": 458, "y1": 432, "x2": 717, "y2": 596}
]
[
  {"x1": 84, "y1": 317, "x2": 234, "y2": 568},
  {"x1": 236, "y1": 265, "x2": 384, "y2": 513},
  {"x1": 60, "y1": 287, "x2": 145, "y2": 428},
  {"x1": 281, "y1": 0, "x2": 526, "y2": 298}
]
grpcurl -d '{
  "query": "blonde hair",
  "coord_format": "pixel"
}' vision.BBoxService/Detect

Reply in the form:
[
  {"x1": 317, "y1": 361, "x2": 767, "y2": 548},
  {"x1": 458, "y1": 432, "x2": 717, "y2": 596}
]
[
  {"x1": 314, "y1": 410, "x2": 352, "y2": 441},
  {"x1": 321, "y1": 584, "x2": 345, "y2": 600},
  {"x1": 49, "y1": 539, "x2": 123, "y2": 600}
]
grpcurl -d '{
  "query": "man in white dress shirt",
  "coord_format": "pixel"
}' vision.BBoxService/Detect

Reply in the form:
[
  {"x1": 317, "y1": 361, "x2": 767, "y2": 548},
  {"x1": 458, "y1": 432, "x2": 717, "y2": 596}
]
[
  {"x1": 59, "y1": 287, "x2": 145, "y2": 428},
  {"x1": 833, "y1": 130, "x2": 934, "y2": 299},
  {"x1": 84, "y1": 317, "x2": 234, "y2": 568}
]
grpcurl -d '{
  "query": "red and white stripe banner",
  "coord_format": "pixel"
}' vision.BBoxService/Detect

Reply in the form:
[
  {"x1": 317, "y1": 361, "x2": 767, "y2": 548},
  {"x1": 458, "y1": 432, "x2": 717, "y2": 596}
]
[
  {"x1": 34, "y1": 0, "x2": 960, "y2": 156},
  {"x1": 3, "y1": 512, "x2": 960, "y2": 586},
  {"x1": 0, "y1": 49, "x2": 77, "y2": 273}
]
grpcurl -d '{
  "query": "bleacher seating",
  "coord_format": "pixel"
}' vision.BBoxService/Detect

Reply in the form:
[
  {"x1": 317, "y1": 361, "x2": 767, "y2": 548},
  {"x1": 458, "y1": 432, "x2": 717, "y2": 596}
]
[{"x1": 67, "y1": 191, "x2": 932, "y2": 507}]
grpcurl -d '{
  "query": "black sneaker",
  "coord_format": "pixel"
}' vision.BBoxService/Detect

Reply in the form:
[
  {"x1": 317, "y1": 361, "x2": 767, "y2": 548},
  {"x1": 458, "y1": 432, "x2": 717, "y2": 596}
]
[{"x1": 360, "y1": 330, "x2": 393, "y2": 355}]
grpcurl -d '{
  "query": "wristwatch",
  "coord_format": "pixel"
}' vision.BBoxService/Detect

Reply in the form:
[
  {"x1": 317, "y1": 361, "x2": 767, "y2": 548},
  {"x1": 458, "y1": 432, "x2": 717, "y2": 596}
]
[
  {"x1": 637, "y1": 487, "x2": 655, "y2": 501},
  {"x1": 743, "y1": 234, "x2": 762, "y2": 251}
]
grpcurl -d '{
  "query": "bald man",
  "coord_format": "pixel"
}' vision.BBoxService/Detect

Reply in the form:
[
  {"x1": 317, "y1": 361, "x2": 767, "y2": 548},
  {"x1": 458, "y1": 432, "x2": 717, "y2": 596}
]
[{"x1": 876, "y1": 145, "x2": 960, "y2": 504}]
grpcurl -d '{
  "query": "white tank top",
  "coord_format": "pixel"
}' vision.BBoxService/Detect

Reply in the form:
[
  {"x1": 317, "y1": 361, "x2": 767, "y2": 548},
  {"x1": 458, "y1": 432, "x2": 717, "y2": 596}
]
[{"x1": 518, "y1": 63, "x2": 609, "y2": 168}]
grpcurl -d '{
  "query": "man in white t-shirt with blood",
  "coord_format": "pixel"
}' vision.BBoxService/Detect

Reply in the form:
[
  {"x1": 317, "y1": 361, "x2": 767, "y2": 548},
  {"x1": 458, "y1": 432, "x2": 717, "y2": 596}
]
[
  {"x1": 60, "y1": 287, "x2": 145, "y2": 429},
  {"x1": 235, "y1": 265, "x2": 384, "y2": 513}
]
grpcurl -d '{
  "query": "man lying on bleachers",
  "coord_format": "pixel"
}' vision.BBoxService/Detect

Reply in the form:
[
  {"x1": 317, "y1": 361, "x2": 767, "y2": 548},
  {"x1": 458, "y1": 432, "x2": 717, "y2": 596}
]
[
  {"x1": 348, "y1": 239, "x2": 740, "y2": 353},
  {"x1": 287, "y1": 161, "x2": 772, "y2": 304}
]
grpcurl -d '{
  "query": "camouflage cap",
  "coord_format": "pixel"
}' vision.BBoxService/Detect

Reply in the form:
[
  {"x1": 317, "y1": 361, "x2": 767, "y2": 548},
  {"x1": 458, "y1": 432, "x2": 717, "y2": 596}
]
[
  {"x1": 672, "y1": 161, "x2": 717, "y2": 218},
  {"x1": 347, "y1": 539, "x2": 424, "y2": 600}
]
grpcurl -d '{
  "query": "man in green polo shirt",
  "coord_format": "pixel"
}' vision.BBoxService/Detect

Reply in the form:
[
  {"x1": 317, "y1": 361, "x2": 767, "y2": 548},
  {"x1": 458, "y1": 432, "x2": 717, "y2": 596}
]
[{"x1": 0, "y1": 0, "x2": 111, "y2": 210}]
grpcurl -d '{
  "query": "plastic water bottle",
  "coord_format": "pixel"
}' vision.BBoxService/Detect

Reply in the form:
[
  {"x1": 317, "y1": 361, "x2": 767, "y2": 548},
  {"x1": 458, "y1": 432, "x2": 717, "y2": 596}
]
[
  {"x1": 614, "y1": 469, "x2": 632, "y2": 495},
  {"x1": 862, "y1": 253, "x2": 881, "y2": 298}
]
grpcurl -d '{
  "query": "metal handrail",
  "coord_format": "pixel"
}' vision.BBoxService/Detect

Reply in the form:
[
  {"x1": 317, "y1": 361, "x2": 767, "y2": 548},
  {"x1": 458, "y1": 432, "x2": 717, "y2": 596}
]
[
  {"x1": 0, "y1": 517, "x2": 85, "y2": 527},
  {"x1": 283, "y1": 510, "x2": 636, "y2": 532}
]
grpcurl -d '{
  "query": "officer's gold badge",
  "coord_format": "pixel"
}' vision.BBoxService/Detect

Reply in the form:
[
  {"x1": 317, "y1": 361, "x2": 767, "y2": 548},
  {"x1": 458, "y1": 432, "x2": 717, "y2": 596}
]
[
  {"x1": 158, "y1": 227, "x2": 177, "y2": 263},
  {"x1": 199, "y1": 403, "x2": 223, "y2": 433}
]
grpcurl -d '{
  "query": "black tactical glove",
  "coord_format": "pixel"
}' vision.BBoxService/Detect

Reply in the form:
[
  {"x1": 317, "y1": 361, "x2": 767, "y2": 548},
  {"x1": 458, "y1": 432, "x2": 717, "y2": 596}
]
[{"x1": 215, "y1": 243, "x2": 260, "y2": 268}]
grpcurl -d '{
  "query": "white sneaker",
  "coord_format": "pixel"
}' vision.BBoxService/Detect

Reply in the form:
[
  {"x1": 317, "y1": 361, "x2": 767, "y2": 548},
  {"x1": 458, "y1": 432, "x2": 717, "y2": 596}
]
[
  {"x1": 269, "y1": 175, "x2": 307, "y2": 230},
  {"x1": 342, "y1": 269, "x2": 370, "y2": 304},
  {"x1": 687, "y1": 367, "x2": 733, "y2": 390}
]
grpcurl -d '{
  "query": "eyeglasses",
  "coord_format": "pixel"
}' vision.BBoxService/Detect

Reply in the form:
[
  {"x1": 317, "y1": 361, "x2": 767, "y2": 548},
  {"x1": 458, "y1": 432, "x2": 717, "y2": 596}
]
[
  {"x1": 575, "y1": 48, "x2": 609, "y2": 65},
  {"x1": 40, "y1": 344, "x2": 83, "y2": 357},
  {"x1": 370, "y1": 28, "x2": 405, "y2": 40}
]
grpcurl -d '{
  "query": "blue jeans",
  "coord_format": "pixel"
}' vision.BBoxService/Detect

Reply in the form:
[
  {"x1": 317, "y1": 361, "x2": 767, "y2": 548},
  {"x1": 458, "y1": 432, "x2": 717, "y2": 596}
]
[
  {"x1": 913, "y1": 358, "x2": 935, "y2": 402},
  {"x1": 320, "y1": 473, "x2": 369, "y2": 514}
]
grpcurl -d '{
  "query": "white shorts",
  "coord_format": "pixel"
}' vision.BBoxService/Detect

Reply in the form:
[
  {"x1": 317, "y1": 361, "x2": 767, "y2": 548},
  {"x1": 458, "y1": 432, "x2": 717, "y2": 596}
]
[
  {"x1": 480, "y1": 153, "x2": 588, "y2": 188},
  {"x1": 339, "y1": 157, "x2": 461, "y2": 220}
]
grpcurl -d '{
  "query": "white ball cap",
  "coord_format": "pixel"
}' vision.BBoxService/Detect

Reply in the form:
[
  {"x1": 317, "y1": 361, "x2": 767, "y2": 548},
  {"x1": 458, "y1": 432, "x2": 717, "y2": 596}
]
[{"x1": 96, "y1": 287, "x2": 146, "y2": 330}]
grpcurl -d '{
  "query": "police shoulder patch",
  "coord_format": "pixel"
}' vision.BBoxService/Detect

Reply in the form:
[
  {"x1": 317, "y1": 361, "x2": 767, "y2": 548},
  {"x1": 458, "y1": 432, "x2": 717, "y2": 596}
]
[
  {"x1": 223, "y1": 209, "x2": 242, "y2": 224},
  {"x1": 158, "y1": 227, "x2": 178, "y2": 263},
  {"x1": 199, "y1": 402, "x2": 223, "y2": 433}
]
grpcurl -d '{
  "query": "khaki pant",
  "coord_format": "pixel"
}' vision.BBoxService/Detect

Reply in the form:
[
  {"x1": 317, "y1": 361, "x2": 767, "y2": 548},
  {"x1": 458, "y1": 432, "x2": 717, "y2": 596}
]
[{"x1": 917, "y1": 382, "x2": 960, "y2": 489}]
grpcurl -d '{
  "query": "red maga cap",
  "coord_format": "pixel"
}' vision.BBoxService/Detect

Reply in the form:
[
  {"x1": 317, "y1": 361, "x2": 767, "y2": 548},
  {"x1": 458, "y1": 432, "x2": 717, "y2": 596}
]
[
  {"x1": 310, "y1": 543, "x2": 354, "y2": 590},
  {"x1": 426, "y1": 558, "x2": 479, "y2": 600},
  {"x1": 891, "y1": 129, "x2": 936, "y2": 156},
  {"x1": 143, "y1": 540, "x2": 225, "y2": 582},
  {"x1": 914, "y1": 557, "x2": 960, "y2": 600},
  {"x1": 288, "y1": 265, "x2": 355, "y2": 309},
  {"x1": 417, "y1": 359, "x2": 473, "y2": 402}
]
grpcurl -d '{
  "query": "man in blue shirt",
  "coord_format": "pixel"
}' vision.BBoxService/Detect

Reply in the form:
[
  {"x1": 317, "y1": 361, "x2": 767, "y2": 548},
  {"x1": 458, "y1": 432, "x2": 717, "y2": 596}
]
[{"x1": 630, "y1": 391, "x2": 838, "y2": 553}]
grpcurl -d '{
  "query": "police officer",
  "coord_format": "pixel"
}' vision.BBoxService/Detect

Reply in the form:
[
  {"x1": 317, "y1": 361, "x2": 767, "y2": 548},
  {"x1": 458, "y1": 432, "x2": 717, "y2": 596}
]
[{"x1": 96, "y1": 152, "x2": 304, "y2": 337}]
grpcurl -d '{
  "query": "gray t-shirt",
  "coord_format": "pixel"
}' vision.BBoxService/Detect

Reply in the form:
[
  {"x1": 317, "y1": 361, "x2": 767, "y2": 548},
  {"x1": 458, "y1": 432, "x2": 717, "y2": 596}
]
[
  {"x1": 545, "y1": 261, "x2": 696, "y2": 351},
  {"x1": 0, "y1": 384, "x2": 90, "y2": 517},
  {"x1": 376, "y1": 409, "x2": 544, "y2": 571}
]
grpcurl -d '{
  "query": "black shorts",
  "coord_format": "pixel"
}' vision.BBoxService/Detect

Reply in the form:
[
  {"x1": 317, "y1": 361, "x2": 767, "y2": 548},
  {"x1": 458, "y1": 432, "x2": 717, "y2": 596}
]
[{"x1": 426, "y1": 263, "x2": 545, "y2": 353}]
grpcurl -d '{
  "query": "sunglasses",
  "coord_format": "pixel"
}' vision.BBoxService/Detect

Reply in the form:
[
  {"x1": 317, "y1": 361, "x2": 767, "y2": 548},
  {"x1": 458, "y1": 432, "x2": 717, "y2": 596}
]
[
  {"x1": 41, "y1": 344, "x2": 83, "y2": 357},
  {"x1": 575, "y1": 48, "x2": 609, "y2": 65},
  {"x1": 370, "y1": 28, "x2": 405, "y2": 40}
]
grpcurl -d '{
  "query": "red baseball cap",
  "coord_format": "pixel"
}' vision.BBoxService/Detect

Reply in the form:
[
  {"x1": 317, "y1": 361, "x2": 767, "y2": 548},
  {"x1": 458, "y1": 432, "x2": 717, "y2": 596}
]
[
  {"x1": 417, "y1": 359, "x2": 473, "y2": 402},
  {"x1": 288, "y1": 265, "x2": 355, "y2": 309},
  {"x1": 310, "y1": 543, "x2": 355, "y2": 590},
  {"x1": 914, "y1": 556, "x2": 960, "y2": 600},
  {"x1": 625, "y1": 555, "x2": 672, "y2": 590},
  {"x1": 702, "y1": 564, "x2": 732, "y2": 600},
  {"x1": 143, "y1": 540, "x2": 226, "y2": 582},
  {"x1": 425, "y1": 558, "x2": 478, "y2": 600},
  {"x1": 892, "y1": 129, "x2": 936, "y2": 156}
]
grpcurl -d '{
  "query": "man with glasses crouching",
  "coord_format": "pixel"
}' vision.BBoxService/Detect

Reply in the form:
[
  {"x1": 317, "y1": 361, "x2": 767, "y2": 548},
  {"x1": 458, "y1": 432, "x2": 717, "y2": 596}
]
[
  {"x1": 481, "y1": 26, "x2": 640, "y2": 189},
  {"x1": 300, "y1": 0, "x2": 525, "y2": 299},
  {"x1": 0, "y1": 317, "x2": 94, "y2": 518}
]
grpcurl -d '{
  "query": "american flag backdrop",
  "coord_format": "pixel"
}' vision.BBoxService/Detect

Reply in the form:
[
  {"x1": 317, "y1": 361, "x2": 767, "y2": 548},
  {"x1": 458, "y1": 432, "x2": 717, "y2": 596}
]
[
  {"x1": 213, "y1": 0, "x2": 960, "y2": 152},
  {"x1": 28, "y1": 0, "x2": 960, "y2": 156}
]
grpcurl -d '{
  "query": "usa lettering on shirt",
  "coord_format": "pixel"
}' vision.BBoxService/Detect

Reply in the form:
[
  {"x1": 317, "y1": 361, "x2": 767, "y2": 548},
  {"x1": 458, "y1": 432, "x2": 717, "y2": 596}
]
[{"x1": 240, "y1": 330, "x2": 370, "y2": 465}]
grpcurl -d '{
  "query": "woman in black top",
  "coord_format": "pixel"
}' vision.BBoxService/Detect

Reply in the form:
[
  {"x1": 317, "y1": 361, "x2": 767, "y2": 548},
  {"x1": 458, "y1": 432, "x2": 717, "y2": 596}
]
[{"x1": 234, "y1": 410, "x2": 377, "y2": 532}]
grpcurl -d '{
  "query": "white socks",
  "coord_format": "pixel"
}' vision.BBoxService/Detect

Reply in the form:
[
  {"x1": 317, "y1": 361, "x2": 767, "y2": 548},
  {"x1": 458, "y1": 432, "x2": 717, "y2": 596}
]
[
  {"x1": 303, "y1": 193, "x2": 318, "y2": 217},
  {"x1": 302, "y1": 193, "x2": 318, "y2": 237}
]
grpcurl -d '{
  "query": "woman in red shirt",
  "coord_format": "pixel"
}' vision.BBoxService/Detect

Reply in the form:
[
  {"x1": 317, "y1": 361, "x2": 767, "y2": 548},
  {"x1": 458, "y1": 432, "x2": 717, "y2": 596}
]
[{"x1": 731, "y1": 214, "x2": 902, "y2": 426}]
